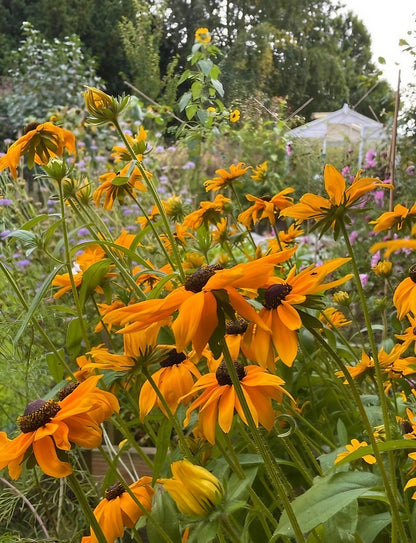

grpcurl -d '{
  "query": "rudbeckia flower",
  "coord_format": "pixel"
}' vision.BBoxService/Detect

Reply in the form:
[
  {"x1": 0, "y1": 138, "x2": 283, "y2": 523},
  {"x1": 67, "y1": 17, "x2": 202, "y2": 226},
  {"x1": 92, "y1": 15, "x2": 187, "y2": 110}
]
[
  {"x1": 182, "y1": 361, "x2": 293, "y2": 444},
  {"x1": 335, "y1": 350, "x2": 375, "y2": 383},
  {"x1": 111, "y1": 126, "x2": 148, "y2": 162},
  {"x1": 371, "y1": 260, "x2": 392, "y2": 277},
  {"x1": 93, "y1": 161, "x2": 148, "y2": 210},
  {"x1": 139, "y1": 349, "x2": 201, "y2": 420},
  {"x1": 251, "y1": 161, "x2": 268, "y2": 182},
  {"x1": 371, "y1": 203, "x2": 416, "y2": 233},
  {"x1": 334, "y1": 439, "x2": 376, "y2": 465},
  {"x1": 229, "y1": 109, "x2": 240, "y2": 123},
  {"x1": 394, "y1": 265, "x2": 416, "y2": 319},
  {"x1": 395, "y1": 313, "x2": 416, "y2": 353},
  {"x1": 319, "y1": 307, "x2": 351, "y2": 329},
  {"x1": 183, "y1": 194, "x2": 232, "y2": 230},
  {"x1": 244, "y1": 258, "x2": 352, "y2": 368},
  {"x1": 204, "y1": 162, "x2": 250, "y2": 192},
  {"x1": 81, "y1": 477, "x2": 154, "y2": 543},
  {"x1": 0, "y1": 376, "x2": 119, "y2": 479},
  {"x1": 238, "y1": 189, "x2": 294, "y2": 229},
  {"x1": 103, "y1": 248, "x2": 296, "y2": 356},
  {"x1": 0, "y1": 122, "x2": 76, "y2": 179},
  {"x1": 158, "y1": 459, "x2": 223, "y2": 516},
  {"x1": 280, "y1": 164, "x2": 392, "y2": 227}
]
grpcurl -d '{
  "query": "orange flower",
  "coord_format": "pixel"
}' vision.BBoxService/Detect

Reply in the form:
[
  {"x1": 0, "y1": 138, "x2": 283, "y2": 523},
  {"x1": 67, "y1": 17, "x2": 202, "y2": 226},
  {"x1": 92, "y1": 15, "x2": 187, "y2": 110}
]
[
  {"x1": 103, "y1": 249, "x2": 296, "y2": 356},
  {"x1": 251, "y1": 161, "x2": 268, "y2": 182},
  {"x1": 238, "y1": 189, "x2": 294, "y2": 229},
  {"x1": 183, "y1": 194, "x2": 232, "y2": 230},
  {"x1": 182, "y1": 362, "x2": 293, "y2": 444},
  {"x1": 204, "y1": 163, "x2": 251, "y2": 192},
  {"x1": 111, "y1": 126, "x2": 148, "y2": 162},
  {"x1": 0, "y1": 122, "x2": 76, "y2": 179},
  {"x1": 0, "y1": 376, "x2": 119, "y2": 479},
  {"x1": 334, "y1": 439, "x2": 376, "y2": 465},
  {"x1": 244, "y1": 258, "x2": 352, "y2": 368},
  {"x1": 81, "y1": 478, "x2": 154, "y2": 543},
  {"x1": 139, "y1": 349, "x2": 201, "y2": 420},
  {"x1": 395, "y1": 313, "x2": 416, "y2": 353},
  {"x1": 335, "y1": 350, "x2": 375, "y2": 383},
  {"x1": 280, "y1": 164, "x2": 392, "y2": 226},
  {"x1": 371, "y1": 203, "x2": 416, "y2": 232},
  {"x1": 393, "y1": 265, "x2": 416, "y2": 319},
  {"x1": 93, "y1": 161, "x2": 148, "y2": 210},
  {"x1": 319, "y1": 307, "x2": 351, "y2": 329}
]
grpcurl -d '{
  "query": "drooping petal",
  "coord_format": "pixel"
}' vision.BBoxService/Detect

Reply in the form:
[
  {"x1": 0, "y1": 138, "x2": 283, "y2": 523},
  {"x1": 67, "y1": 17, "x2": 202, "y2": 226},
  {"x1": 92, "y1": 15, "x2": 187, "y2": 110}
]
[
  {"x1": 217, "y1": 386, "x2": 236, "y2": 434},
  {"x1": 33, "y1": 436, "x2": 72, "y2": 478},
  {"x1": 173, "y1": 291, "x2": 207, "y2": 352}
]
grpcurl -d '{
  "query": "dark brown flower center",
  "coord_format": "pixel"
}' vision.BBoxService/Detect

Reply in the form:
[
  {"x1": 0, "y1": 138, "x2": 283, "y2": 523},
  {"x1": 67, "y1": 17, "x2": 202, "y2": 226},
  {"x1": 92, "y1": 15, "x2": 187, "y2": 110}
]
[
  {"x1": 185, "y1": 264, "x2": 223, "y2": 293},
  {"x1": 23, "y1": 122, "x2": 41, "y2": 134},
  {"x1": 58, "y1": 382, "x2": 79, "y2": 401},
  {"x1": 215, "y1": 361, "x2": 246, "y2": 386},
  {"x1": 410, "y1": 264, "x2": 416, "y2": 283},
  {"x1": 17, "y1": 399, "x2": 61, "y2": 433},
  {"x1": 160, "y1": 349, "x2": 187, "y2": 367},
  {"x1": 413, "y1": 327, "x2": 416, "y2": 336},
  {"x1": 105, "y1": 482, "x2": 125, "y2": 500},
  {"x1": 261, "y1": 196, "x2": 272, "y2": 202},
  {"x1": 264, "y1": 283, "x2": 293, "y2": 309},
  {"x1": 226, "y1": 319, "x2": 248, "y2": 335}
]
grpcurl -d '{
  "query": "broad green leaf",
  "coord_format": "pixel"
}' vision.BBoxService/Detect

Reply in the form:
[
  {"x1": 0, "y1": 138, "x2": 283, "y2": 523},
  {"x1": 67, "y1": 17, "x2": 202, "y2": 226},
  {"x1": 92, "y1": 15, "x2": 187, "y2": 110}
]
[
  {"x1": 177, "y1": 69, "x2": 192, "y2": 85},
  {"x1": 178, "y1": 91, "x2": 192, "y2": 112},
  {"x1": 110, "y1": 176, "x2": 129, "y2": 186},
  {"x1": 191, "y1": 80, "x2": 203, "y2": 99},
  {"x1": 356, "y1": 512, "x2": 391, "y2": 543},
  {"x1": 211, "y1": 78, "x2": 224, "y2": 97},
  {"x1": 18, "y1": 213, "x2": 59, "y2": 231},
  {"x1": 152, "y1": 419, "x2": 173, "y2": 483},
  {"x1": 197, "y1": 109, "x2": 209, "y2": 125},
  {"x1": 78, "y1": 259, "x2": 111, "y2": 310},
  {"x1": 14, "y1": 264, "x2": 65, "y2": 343},
  {"x1": 185, "y1": 104, "x2": 198, "y2": 120},
  {"x1": 146, "y1": 490, "x2": 182, "y2": 543},
  {"x1": 197, "y1": 58, "x2": 213, "y2": 76},
  {"x1": 322, "y1": 500, "x2": 358, "y2": 542},
  {"x1": 274, "y1": 471, "x2": 380, "y2": 538}
]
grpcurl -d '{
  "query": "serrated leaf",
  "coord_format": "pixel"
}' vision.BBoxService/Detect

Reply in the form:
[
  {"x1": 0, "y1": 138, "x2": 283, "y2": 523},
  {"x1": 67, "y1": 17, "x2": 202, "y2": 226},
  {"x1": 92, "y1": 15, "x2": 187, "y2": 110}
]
[
  {"x1": 177, "y1": 69, "x2": 192, "y2": 85},
  {"x1": 275, "y1": 471, "x2": 380, "y2": 538},
  {"x1": 146, "y1": 490, "x2": 182, "y2": 543},
  {"x1": 191, "y1": 80, "x2": 203, "y2": 99}
]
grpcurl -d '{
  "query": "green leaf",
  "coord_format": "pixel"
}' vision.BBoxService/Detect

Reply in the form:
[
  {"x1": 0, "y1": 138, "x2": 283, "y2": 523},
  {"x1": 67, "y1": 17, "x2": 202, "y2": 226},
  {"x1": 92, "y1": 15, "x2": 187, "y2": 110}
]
[
  {"x1": 177, "y1": 69, "x2": 192, "y2": 85},
  {"x1": 197, "y1": 58, "x2": 213, "y2": 76},
  {"x1": 78, "y1": 259, "x2": 111, "y2": 310},
  {"x1": 274, "y1": 471, "x2": 380, "y2": 538},
  {"x1": 152, "y1": 418, "x2": 173, "y2": 483},
  {"x1": 211, "y1": 78, "x2": 224, "y2": 97},
  {"x1": 14, "y1": 264, "x2": 65, "y2": 343},
  {"x1": 66, "y1": 317, "x2": 83, "y2": 359},
  {"x1": 197, "y1": 109, "x2": 209, "y2": 125},
  {"x1": 178, "y1": 91, "x2": 192, "y2": 112},
  {"x1": 110, "y1": 176, "x2": 129, "y2": 186},
  {"x1": 191, "y1": 80, "x2": 203, "y2": 99},
  {"x1": 377, "y1": 56, "x2": 386, "y2": 65},
  {"x1": 7, "y1": 230, "x2": 38, "y2": 245},
  {"x1": 46, "y1": 348, "x2": 65, "y2": 383},
  {"x1": 146, "y1": 490, "x2": 182, "y2": 543},
  {"x1": 356, "y1": 512, "x2": 391, "y2": 543},
  {"x1": 185, "y1": 104, "x2": 198, "y2": 120}
]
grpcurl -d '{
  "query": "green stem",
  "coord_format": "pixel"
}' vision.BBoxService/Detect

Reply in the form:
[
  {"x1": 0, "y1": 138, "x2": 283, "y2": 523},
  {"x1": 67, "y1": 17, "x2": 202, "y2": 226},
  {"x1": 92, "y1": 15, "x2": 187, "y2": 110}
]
[
  {"x1": 57, "y1": 179, "x2": 90, "y2": 350},
  {"x1": 308, "y1": 326, "x2": 408, "y2": 542},
  {"x1": 231, "y1": 185, "x2": 257, "y2": 251},
  {"x1": 221, "y1": 340, "x2": 306, "y2": 542},
  {"x1": 67, "y1": 473, "x2": 107, "y2": 543},
  {"x1": 113, "y1": 119, "x2": 185, "y2": 282}
]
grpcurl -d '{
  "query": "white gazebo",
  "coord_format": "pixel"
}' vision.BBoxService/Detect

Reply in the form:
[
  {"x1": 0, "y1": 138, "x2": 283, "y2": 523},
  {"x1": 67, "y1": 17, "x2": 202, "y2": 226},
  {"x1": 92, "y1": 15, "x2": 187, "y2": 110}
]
[{"x1": 287, "y1": 103, "x2": 385, "y2": 166}]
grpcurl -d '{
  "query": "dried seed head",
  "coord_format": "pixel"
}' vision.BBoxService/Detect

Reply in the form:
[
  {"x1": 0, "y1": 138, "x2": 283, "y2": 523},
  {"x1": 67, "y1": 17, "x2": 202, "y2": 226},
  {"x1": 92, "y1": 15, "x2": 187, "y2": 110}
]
[
  {"x1": 184, "y1": 264, "x2": 223, "y2": 293},
  {"x1": 215, "y1": 361, "x2": 246, "y2": 386},
  {"x1": 160, "y1": 349, "x2": 187, "y2": 367},
  {"x1": 105, "y1": 482, "x2": 125, "y2": 501}
]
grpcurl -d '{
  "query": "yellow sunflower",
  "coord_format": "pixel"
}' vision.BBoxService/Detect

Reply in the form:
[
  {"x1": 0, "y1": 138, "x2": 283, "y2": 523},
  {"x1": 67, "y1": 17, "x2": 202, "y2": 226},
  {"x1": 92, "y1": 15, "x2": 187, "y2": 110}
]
[
  {"x1": 195, "y1": 28, "x2": 211, "y2": 44},
  {"x1": 182, "y1": 361, "x2": 293, "y2": 444},
  {"x1": 0, "y1": 122, "x2": 76, "y2": 179},
  {"x1": 93, "y1": 161, "x2": 148, "y2": 210},
  {"x1": 229, "y1": 110, "x2": 240, "y2": 123}
]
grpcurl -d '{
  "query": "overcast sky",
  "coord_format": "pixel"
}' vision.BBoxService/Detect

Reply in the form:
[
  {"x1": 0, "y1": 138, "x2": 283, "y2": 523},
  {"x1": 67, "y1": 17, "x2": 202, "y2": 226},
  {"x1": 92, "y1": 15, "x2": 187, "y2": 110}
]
[{"x1": 340, "y1": 0, "x2": 415, "y2": 89}]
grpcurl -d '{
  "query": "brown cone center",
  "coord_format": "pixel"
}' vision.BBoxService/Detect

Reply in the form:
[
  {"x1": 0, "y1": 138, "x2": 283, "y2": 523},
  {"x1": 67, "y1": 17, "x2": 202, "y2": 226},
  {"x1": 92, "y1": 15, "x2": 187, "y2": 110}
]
[{"x1": 17, "y1": 399, "x2": 61, "y2": 433}]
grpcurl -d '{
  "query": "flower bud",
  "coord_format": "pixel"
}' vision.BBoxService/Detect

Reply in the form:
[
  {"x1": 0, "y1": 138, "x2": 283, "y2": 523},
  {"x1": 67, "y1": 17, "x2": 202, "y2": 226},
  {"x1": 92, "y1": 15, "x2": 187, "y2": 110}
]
[{"x1": 158, "y1": 459, "x2": 223, "y2": 517}]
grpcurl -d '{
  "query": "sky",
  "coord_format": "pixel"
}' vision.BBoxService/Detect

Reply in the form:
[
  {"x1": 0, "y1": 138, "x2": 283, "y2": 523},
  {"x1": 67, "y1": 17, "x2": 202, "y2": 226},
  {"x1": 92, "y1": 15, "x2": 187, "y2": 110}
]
[{"x1": 340, "y1": 0, "x2": 415, "y2": 89}]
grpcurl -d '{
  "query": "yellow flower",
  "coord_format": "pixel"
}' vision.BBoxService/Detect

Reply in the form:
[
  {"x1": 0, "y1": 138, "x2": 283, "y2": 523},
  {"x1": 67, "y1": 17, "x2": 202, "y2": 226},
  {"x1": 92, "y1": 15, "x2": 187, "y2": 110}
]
[
  {"x1": 393, "y1": 264, "x2": 416, "y2": 319},
  {"x1": 335, "y1": 350, "x2": 375, "y2": 383},
  {"x1": 158, "y1": 459, "x2": 223, "y2": 516},
  {"x1": 0, "y1": 122, "x2": 76, "y2": 179},
  {"x1": 333, "y1": 291, "x2": 350, "y2": 305},
  {"x1": 111, "y1": 126, "x2": 148, "y2": 162},
  {"x1": 372, "y1": 260, "x2": 392, "y2": 277},
  {"x1": 238, "y1": 189, "x2": 294, "y2": 229},
  {"x1": 395, "y1": 313, "x2": 416, "y2": 354},
  {"x1": 182, "y1": 362, "x2": 294, "y2": 444},
  {"x1": 83, "y1": 86, "x2": 130, "y2": 125},
  {"x1": 93, "y1": 161, "x2": 148, "y2": 210},
  {"x1": 334, "y1": 439, "x2": 376, "y2": 465},
  {"x1": 371, "y1": 202, "x2": 416, "y2": 232},
  {"x1": 81, "y1": 478, "x2": 154, "y2": 543},
  {"x1": 204, "y1": 162, "x2": 250, "y2": 192},
  {"x1": 280, "y1": 164, "x2": 393, "y2": 226},
  {"x1": 195, "y1": 28, "x2": 211, "y2": 44},
  {"x1": 319, "y1": 307, "x2": 351, "y2": 329},
  {"x1": 229, "y1": 109, "x2": 240, "y2": 122},
  {"x1": 251, "y1": 161, "x2": 268, "y2": 182},
  {"x1": 183, "y1": 194, "x2": 232, "y2": 230}
]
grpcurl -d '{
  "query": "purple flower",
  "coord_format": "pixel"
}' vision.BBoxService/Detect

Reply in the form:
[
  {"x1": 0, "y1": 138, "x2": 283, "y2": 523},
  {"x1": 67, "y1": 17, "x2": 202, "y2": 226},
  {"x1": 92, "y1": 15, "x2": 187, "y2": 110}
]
[
  {"x1": 183, "y1": 161, "x2": 196, "y2": 170},
  {"x1": 0, "y1": 198, "x2": 12, "y2": 206},
  {"x1": 123, "y1": 208, "x2": 134, "y2": 216},
  {"x1": 167, "y1": 146, "x2": 176, "y2": 152},
  {"x1": 77, "y1": 228, "x2": 90, "y2": 236},
  {"x1": 349, "y1": 230, "x2": 358, "y2": 244},
  {"x1": 406, "y1": 165, "x2": 416, "y2": 176},
  {"x1": 156, "y1": 145, "x2": 164, "y2": 153},
  {"x1": 17, "y1": 259, "x2": 31, "y2": 267},
  {"x1": 359, "y1": 273, "x2": 368, "y2": 287},
  {"x1": 341, "y1": 166, "x2": 351, "y2": 178},
  {"x1": 0, "y1": 230, "x2": 11, "y2": 240},
  {"x1": 371, "y1": 250, "x2": 380, "y2": 268},
  {"x1": 373, "y1": 190, "x2": 384, "y2": 207}
]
